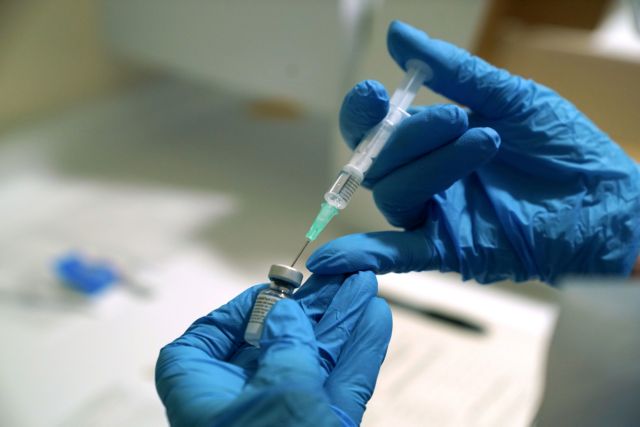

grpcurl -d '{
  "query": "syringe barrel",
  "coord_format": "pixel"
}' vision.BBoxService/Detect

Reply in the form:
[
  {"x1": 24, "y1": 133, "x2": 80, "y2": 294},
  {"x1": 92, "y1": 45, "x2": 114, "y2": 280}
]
[
  {"x1": 345, "y1": 60, "x2": 430, "y2": 178},
  {"x1": 323, "y1": 59, "x2": 431, "y2": 210},
  {"x1": 323, "y1": 108, "x2": 403, "y2": 209},
  {"x1": 346, "y1": 106, "x2": 409, "y2": 174},
  {"x1": 324, "y1": 169, "x2": 361, "y2": 209}
]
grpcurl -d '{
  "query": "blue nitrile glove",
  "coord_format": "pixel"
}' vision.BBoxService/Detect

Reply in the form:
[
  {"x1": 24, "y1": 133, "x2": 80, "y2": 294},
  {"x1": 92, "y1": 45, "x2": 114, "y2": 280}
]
[
  {"x1": 307, "y1": 20, "x2": 640, "y2": 284},
  {"x1": 155, "y1": 271, "x2": 391, "y2": 427}
]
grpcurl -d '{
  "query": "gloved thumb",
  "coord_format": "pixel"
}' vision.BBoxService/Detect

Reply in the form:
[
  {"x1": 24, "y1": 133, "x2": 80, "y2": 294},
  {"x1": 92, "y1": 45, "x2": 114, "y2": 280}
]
[
  {"x1": 248, "y1": 299, "x2": 323, "y2": 390},
  {"x1": 307, "y1": 230, "x2": 439, "y2": 275}
]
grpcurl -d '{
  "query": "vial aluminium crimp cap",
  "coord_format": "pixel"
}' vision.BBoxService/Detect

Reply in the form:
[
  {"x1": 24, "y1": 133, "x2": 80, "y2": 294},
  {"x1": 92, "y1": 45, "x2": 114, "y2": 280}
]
[
  {"x1": 268, "y1": 264, "x2": 303, "y2": 288},
  {"x1": 244, "y1": 264, "x2": 304, "y2": 347}
]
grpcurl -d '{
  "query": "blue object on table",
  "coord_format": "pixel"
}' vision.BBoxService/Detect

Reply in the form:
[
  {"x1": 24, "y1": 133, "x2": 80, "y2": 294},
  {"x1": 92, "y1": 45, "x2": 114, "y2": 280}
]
[
  {"x1": 308, "y1": 20, "x2": 640, "y2": 284},
  {"x1": 54, "y1": 252, "x2": 120, "y2": 295}
]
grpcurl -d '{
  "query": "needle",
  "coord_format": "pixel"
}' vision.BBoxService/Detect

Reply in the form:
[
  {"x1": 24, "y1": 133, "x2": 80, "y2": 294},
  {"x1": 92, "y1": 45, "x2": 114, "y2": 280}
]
[{"x1": 291, "y1": 239, "x2": 311, "y2": 268}]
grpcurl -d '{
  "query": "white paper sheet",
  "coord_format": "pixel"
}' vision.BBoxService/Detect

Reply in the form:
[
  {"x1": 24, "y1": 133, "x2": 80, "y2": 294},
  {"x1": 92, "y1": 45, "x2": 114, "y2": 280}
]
[{"x1": 363, "y1": 273, "x2": 558, "y2": 427}]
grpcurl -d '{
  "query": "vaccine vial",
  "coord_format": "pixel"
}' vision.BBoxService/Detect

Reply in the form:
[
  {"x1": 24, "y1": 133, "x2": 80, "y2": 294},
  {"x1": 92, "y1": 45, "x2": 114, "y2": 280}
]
[{"x1": 244, "y1": 264, "x2": 303, "y2": 347}]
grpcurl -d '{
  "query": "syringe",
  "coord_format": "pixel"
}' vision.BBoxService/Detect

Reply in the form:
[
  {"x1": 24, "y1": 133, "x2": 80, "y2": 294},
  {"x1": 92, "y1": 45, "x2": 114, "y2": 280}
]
[{"x1": 291, "y1": 59, "x2": 432, "y2": 266}]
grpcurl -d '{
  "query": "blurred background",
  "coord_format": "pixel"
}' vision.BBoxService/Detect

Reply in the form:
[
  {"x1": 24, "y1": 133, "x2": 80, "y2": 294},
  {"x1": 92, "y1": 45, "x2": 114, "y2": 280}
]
[{"x1": 0, "y1": 1, "x2": 639, "y2": 426}]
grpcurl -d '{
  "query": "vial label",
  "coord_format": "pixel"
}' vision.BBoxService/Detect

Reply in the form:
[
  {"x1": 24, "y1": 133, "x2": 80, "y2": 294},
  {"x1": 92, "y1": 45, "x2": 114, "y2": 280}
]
[
  {"x1": 245, "y1": 292, "x2": 283, "y2": 346},
  {"x1": 248, "y1": 292, "x2": 282, "y2": 325}
]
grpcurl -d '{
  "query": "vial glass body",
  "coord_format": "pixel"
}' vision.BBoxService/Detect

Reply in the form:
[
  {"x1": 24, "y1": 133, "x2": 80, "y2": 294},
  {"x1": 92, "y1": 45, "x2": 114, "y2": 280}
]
[{"x1": 244, "y1": 285, "x2": 292, "y2": 347}]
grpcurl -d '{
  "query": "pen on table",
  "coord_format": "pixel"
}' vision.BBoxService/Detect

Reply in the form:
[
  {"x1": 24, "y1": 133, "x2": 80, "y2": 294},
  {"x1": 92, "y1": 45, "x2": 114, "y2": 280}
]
[{"x1": 384, "y1": 296, "x2": 486, "y2": 335}]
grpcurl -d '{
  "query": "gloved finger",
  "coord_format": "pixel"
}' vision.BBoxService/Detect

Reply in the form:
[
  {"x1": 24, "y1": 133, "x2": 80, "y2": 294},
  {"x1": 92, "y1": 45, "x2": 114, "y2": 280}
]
[
  {"x1": 326, "y1": 297, "x2": 392, "y2": 425},
  {"x1": 307, "y1": 230, "x2": 438, "y2": 275},
  {"x1": 294, "y1": 273, "x2": 347, "y2": 327},
  {"x1": 373, "y1": 127, "x2": 500, "y2": 229},
  {"x1": 387, "y1": 20, "x2": 534, "y2": 119},
  {"x1": 164, "y1": 284, "x2": 266, "y2": 361},
  {"x1": 363, "y1": 104, "x2": 468, "y2": 188},
  {"x1": 155, "y1": 285, "x2": 266, "y2": 425},
  {"x1": 210, "y1": 389, "x2": 341, "y2": 427},
  {"x1": 247, "y1": 299, "x2": 323, "y2": 390},
  {"x1": 339, "y1": 80, "x2": 389, "y2": 150},
  {"x1": 313, "y1": 271, "x2": 378, "y2": 376},
  {"x1": 156, "y1": 344, "x2": 248, "y2": 426}
]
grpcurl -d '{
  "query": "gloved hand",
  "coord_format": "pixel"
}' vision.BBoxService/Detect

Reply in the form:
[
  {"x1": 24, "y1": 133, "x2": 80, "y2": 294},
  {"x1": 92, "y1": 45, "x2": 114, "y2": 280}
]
[
  {"x1": 307, "y1": 20, "x2": 640, "y2": 284},
  {"x1": 155, "y1": 272, "x2": 391, "y2": 427}
]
